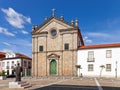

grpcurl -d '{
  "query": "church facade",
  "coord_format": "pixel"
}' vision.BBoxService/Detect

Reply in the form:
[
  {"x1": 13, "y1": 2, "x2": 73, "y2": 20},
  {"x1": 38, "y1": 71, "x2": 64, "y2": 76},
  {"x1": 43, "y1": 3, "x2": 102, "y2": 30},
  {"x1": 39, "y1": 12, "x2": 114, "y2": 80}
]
[
  {"x1": 32, "y1": 10, "x2": 120, "y2": 78},
  {"x1": 32, "y1": 14, "x2": 84, "y2": 76}
]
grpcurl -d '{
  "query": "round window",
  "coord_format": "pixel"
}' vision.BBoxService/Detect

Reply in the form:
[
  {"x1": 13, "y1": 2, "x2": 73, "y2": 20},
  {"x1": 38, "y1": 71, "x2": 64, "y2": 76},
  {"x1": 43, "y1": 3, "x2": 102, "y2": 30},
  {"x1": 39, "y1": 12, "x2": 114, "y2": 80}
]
[{"x1": 51, "y1": 29, "x2": 57, "y2": 36}]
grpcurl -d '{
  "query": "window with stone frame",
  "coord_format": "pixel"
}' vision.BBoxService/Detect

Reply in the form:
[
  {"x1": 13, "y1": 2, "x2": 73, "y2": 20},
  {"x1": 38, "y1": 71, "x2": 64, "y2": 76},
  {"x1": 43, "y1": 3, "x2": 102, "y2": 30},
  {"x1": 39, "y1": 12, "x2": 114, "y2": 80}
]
[
  {"x1": 28, "y1": 61, "x2": 31, "y2": 69},
  {"x1": 2, "y1": 62, "x2": 5, "y2": 67},
  {"x1": 64, "y1": 43, "x2": 69, "y2": 50},
  {"x1": 88, "y1": 64, "x2": 94, "y2": 71},
  {"x1": 11, "y1": 61, "x2": 14, "y2": 69},
  {"x1": 39, "y1": 45, "x2": 43, "y2": 52},
  {"x1": 106, "y1": 50, "x2": 112, "y2": 58},
  {"x1": 87, "y1": 51, "x2": 94, "y2": 62},
  {"x1": 6, "y1": 61, "x2": 9, "y2": 69},
  {"x1": 106, "y1": 64, "x2": 111, "y2": 71},
  {"x1": 24, "y1": 61, "x2": 27, "y2": 67}
]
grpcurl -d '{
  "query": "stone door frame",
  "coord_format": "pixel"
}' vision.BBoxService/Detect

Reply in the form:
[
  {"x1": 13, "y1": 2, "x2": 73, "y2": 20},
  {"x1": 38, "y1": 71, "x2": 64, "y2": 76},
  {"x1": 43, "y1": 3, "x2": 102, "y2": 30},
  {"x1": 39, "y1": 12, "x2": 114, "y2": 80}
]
[{"x1": 47, "y1": 53, "x2": 60, "y2": 76}]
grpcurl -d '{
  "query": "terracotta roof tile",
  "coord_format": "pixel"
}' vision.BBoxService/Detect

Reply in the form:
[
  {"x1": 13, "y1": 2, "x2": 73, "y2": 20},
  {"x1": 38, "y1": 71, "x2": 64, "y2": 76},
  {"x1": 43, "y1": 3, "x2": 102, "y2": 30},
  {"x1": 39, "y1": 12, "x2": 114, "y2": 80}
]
[
  {"x1": 0, "y1": 52, "x2": 31, "y2": 60},
  {"x1": 0, "y1": 52, "x2": 5, "y2": 59},
  {"x1": 78, "y1": 43, "x2": 120, "y2": 49},
  {"x1": 16, "y1": 53, "x2": 32, "y2": 60}
]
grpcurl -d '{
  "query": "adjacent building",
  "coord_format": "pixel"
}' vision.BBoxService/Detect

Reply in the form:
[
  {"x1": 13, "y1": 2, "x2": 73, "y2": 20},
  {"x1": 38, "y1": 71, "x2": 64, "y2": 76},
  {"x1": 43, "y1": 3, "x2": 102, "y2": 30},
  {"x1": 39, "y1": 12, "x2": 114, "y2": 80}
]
[
  {"x1": 78, "y1": 43, "x2": 120, "y2": 78},
  {"x1": 0, "y1": 52, "x2": 5, "y2": 72},
  {"x1": 0, "y1": 52, "x2": 32, "y2": 76}
]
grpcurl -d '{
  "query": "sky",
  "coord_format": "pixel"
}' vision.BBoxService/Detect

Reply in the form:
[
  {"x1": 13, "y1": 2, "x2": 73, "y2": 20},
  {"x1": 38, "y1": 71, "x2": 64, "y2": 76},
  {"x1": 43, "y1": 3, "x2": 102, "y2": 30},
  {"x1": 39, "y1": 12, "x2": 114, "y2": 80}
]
[{"x1": 0, "y1": 0, "x2": 120, "y2": 57}]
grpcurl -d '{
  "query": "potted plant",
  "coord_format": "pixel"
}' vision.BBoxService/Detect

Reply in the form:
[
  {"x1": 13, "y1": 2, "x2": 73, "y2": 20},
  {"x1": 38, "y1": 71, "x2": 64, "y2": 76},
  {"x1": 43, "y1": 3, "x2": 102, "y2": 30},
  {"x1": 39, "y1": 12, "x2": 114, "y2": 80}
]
[{"x1": 0, "y1": 70, "x2": 6, "y2": 80}]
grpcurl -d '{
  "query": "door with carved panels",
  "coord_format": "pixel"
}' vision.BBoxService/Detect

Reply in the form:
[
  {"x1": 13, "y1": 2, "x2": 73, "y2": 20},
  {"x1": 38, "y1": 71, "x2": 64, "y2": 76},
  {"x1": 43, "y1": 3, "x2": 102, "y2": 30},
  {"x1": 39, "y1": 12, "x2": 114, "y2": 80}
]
[{"x1": 50, "y1": 59, "x2": 57, "y2": 75}]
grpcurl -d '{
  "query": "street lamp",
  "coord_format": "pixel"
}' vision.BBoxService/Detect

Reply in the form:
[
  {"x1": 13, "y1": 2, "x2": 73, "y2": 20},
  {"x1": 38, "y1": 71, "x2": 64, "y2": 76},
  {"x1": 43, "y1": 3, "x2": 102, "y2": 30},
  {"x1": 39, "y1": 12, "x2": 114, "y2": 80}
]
[{"x1": 115, "y1": 61, "x2": 118, "y2": 78}]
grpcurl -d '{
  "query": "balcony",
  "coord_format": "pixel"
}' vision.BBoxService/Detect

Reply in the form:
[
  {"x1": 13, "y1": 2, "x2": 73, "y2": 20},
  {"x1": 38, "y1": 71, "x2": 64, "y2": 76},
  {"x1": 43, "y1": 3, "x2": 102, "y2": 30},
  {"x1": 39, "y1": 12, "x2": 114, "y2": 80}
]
[
  {"x1": 6, "y1": 66, "x2": 9, "y2": 69},
  {"x1": 87, "y1": 58, "x2": 95, "y2": 62},
  {"x1": 11, "y1": 66, "x2": 14, "y2": 69}
]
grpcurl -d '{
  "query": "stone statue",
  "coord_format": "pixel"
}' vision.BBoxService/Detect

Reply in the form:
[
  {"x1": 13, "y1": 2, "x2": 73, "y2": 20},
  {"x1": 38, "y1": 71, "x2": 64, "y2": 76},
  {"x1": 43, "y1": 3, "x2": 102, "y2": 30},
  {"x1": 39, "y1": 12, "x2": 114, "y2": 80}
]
[{"x1": 14, "y1": 63, "x2": 23, "y2": 82}]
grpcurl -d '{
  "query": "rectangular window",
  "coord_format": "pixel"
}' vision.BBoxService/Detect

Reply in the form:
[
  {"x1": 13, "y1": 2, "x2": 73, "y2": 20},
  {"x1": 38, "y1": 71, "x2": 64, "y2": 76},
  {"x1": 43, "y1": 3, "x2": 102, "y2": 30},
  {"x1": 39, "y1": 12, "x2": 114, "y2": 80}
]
[
  {"x1": 106, "y1": 64, "x2": 111, "y2": 71},
  {"x1": 2, "y1": 62, "x2": 5, "y2": 67},
  {"x1": 87, "y1": 51, "x2": 94, "y2": 62},
  {"x1": 39, "y1": 46, "x2": 43, "y2": 51},
  {"x1": 28, "y1": 62, "x2": 31, "y2": 69},
  {"x1": 64, "y1": 43, "x2": 69, "y2": 50},
  {"x1": 106, "y1": 50, "x2": 112, "y2": 58},
  {"x1": 11, "y1": 61, "x2": 14, "y2": 69},
  {"x1": 24, "y1": 61, "x2": 27, "y2": 67},
  {"x1": 88, "y1": 64, "x2": 94, "y2": 71}
]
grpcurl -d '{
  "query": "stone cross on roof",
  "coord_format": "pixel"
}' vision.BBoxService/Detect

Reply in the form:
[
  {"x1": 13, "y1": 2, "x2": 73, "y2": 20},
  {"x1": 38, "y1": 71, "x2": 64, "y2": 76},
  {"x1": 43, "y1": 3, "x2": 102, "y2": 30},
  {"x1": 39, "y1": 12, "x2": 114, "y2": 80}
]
[{"x1": 52, "y1": 8, "x2": 56, "y2": 16}]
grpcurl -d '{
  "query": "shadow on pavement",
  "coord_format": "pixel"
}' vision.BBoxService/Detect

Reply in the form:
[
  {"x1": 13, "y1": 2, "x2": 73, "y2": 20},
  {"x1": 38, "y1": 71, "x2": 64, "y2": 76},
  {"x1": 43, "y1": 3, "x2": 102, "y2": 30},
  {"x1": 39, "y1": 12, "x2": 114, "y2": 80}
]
[{"x1": 32, "y1": 84, "x2": 120, "y2": 90}]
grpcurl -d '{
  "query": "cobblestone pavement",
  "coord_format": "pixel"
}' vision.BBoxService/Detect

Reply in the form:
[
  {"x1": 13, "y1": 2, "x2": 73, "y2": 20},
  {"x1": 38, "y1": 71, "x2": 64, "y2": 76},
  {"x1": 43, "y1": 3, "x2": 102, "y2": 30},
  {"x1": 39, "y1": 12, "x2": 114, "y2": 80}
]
[{"x1": 0, "y1": 77, "x2": 120, "y2": 90}]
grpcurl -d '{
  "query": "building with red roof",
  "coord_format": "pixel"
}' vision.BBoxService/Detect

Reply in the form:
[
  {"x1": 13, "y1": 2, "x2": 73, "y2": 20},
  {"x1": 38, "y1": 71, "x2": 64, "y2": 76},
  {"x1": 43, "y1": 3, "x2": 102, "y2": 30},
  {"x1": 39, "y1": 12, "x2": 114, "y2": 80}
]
[
  {"x1": 77, "y1": 43, "x2": 120, "y2": 78},
  {"x1": 0, "y1": 52, "x2": 32, "y2": 76}
]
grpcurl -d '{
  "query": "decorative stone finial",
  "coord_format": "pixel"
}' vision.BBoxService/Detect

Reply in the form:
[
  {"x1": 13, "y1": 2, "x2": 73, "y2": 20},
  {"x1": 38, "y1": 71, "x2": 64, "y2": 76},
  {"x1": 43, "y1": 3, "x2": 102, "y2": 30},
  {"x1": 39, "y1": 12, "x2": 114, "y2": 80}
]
[
  {"x1": 45, "y1": 17, "x2": 48, "y2": 21},
  {"x1": 35, "y1": 25, "x2": 38, "y2": 28},
  {"x1": 32, "y1": 25, "x2": 35, "y2": 31},
  {"x1": 75, "y1": 18, "x2": 78, "y2": 26},
  {"x1": 71, "y1": 19, "x2": 74, "y2": 25},
  {"x1": 60, "y1": 15, "x2": 64, "y2": 20},
  {"x1": 52, "y1": 8, "x2": 56, "y2": 16}
]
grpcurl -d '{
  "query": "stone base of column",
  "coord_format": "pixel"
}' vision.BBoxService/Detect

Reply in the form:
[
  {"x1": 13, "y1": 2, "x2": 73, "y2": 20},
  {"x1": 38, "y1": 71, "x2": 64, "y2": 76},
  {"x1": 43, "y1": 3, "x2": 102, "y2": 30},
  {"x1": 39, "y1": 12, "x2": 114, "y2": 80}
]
[{"x1": 9, "y1": 81, "x2": 32, "y2": 89}]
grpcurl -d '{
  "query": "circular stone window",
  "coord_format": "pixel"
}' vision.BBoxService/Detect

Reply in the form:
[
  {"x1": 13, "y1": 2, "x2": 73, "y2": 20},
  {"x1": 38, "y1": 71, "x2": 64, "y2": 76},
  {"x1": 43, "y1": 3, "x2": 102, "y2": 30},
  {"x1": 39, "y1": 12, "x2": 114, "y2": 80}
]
[{"x1": 51, "y1": 29, "x2": 57, "y2": 37}]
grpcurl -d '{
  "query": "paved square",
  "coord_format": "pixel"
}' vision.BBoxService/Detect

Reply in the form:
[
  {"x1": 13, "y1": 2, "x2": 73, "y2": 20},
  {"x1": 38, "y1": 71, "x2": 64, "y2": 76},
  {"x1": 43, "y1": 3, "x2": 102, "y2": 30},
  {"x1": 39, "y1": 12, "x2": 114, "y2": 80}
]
[{"x1": 0, "y1": 77, "x2": 120, "y2": 90}]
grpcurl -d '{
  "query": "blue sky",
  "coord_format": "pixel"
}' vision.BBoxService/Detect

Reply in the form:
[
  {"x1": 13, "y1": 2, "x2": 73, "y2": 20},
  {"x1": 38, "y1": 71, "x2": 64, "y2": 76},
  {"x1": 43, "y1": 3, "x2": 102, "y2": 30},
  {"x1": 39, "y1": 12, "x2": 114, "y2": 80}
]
[{"x1": 0, "y1": 0, "x2": 120, "y2": 57}]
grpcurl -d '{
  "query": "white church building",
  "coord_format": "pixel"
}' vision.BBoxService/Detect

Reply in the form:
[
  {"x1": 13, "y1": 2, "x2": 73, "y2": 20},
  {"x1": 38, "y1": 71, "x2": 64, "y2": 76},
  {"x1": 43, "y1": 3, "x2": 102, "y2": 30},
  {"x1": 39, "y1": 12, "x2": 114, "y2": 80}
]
[{"x1": 77, "y1": 43, "x2": 120, "y2": 78}]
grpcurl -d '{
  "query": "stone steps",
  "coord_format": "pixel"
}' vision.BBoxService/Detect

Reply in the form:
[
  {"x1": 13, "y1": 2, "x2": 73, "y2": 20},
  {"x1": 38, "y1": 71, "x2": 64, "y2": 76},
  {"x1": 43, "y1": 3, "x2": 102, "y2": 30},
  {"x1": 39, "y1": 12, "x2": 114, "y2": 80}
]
[{"x1": 9, "y1": 81, "x2": 32, "y2": 89}]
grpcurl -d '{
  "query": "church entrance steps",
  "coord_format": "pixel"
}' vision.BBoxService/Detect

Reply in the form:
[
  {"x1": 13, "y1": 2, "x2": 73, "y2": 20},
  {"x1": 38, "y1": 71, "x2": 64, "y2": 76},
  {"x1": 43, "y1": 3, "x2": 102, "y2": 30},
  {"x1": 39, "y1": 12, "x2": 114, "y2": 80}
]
[{"x1": 21, "y1": 76, "x2": 84, "y2": 80}]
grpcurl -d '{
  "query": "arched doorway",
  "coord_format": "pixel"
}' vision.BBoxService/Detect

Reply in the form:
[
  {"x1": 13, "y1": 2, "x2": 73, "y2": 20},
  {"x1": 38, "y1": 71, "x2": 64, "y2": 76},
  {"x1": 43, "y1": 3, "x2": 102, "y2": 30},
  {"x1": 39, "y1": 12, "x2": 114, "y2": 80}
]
[{"x1": 50, "y1": 59, "x2": 57, "y2": 75}]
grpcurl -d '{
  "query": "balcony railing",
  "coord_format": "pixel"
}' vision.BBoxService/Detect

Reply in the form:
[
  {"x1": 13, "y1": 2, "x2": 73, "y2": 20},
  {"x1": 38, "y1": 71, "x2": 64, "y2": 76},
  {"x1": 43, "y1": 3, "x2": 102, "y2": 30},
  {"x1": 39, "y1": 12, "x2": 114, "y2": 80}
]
[
  {"x1": 6, "y1": 66, "x2": 9, "y2": 69},
  {"x1": 11, "y1": 66, "x2": 14, "y2": 69},
  {"x1": 87, "y1": 58, "x2": 95, "y2": 62}
]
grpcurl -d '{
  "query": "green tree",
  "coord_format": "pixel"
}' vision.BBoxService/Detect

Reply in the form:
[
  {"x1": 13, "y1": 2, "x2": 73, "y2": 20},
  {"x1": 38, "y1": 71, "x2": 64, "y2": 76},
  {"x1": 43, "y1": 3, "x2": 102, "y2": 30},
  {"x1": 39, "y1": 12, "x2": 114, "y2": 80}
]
[
  {"x1": 0, "y1": 70, "x2": 6, "y2": 76},
  {"x1": 100, "y1": 65, "x2": 105, "y2": 77}
]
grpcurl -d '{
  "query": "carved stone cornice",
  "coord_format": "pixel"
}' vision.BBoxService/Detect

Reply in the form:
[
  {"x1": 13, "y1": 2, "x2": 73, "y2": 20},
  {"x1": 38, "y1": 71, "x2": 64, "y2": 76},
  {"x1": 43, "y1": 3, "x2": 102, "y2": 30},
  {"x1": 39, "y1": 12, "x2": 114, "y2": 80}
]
[{"x1": 47, "y1": 53, "x2": 60, "y2": 59}]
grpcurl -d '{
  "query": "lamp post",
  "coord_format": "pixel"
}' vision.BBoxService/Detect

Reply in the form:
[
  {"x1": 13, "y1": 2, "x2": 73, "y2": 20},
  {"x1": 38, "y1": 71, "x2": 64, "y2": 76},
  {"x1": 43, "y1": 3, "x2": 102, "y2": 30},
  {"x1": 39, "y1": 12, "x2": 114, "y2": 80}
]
[{"x1": 115, "y1": 61, "x2": 118, "y2": 78}]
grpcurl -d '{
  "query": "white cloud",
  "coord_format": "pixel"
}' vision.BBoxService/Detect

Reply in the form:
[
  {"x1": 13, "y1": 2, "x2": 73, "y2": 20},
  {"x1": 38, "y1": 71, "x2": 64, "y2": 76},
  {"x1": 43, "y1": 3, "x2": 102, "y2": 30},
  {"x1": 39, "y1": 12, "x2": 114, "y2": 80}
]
[
  {"x1": 83, "y1": 36, "x2": 92, "y2": 44},
  {"x1": 11, "y1": 38, "x2": 32, "y2": 47},
  {"x1": 0, "y1": 27, "x2": 15, "y2": 36},
  {"x1": 3, "y1": 42, "x2": 11, "y2": 46},
  {"x1": 0, "y1": 38, "x2": 32, "y2": 57},
  {"x1": 21, "y1": 30, "x2": 29, "y2": 34},
  {"x1": 1, "y1": 7, "x2": 31, "y2": 29},
  {"x1": 2, "y1": 49, "x2": 13, "y2": 53},
  {"x1": 87, "y1": 32, "x2": 111, "y2": 37},
  {"x1": 13, "y1": 31, "x2": 18, "y2": 34}
]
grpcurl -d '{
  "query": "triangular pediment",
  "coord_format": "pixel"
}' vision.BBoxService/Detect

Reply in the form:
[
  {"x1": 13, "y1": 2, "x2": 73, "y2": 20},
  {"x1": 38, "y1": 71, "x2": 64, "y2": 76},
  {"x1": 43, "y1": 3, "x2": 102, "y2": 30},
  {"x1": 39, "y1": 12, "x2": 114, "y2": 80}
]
[
  {"x1": 32, "y1": 16, "x2": 77, "y2": 34},
  {"x1": 47, "y1": 53, "x2": 60, "y2": 59}
]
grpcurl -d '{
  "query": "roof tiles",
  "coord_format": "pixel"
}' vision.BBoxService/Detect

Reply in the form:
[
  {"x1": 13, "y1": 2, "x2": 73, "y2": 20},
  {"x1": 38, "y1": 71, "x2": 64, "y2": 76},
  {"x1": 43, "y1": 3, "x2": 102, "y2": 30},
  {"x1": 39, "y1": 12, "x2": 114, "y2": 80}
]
[{"x1": 78, "y1": 43, "x2": 120, "y2": 49}]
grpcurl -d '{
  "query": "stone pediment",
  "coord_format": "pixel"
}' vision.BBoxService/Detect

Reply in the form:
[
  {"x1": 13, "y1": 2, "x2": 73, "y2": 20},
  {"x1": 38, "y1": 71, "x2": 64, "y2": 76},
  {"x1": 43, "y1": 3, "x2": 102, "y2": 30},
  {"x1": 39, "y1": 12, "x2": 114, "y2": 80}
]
[
  {"x1": 32, "y1": 16, "x2": 77, "y2": 35},
  {"x1": 47, "y1": 53, "x2": 60, "y2": 59}
]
